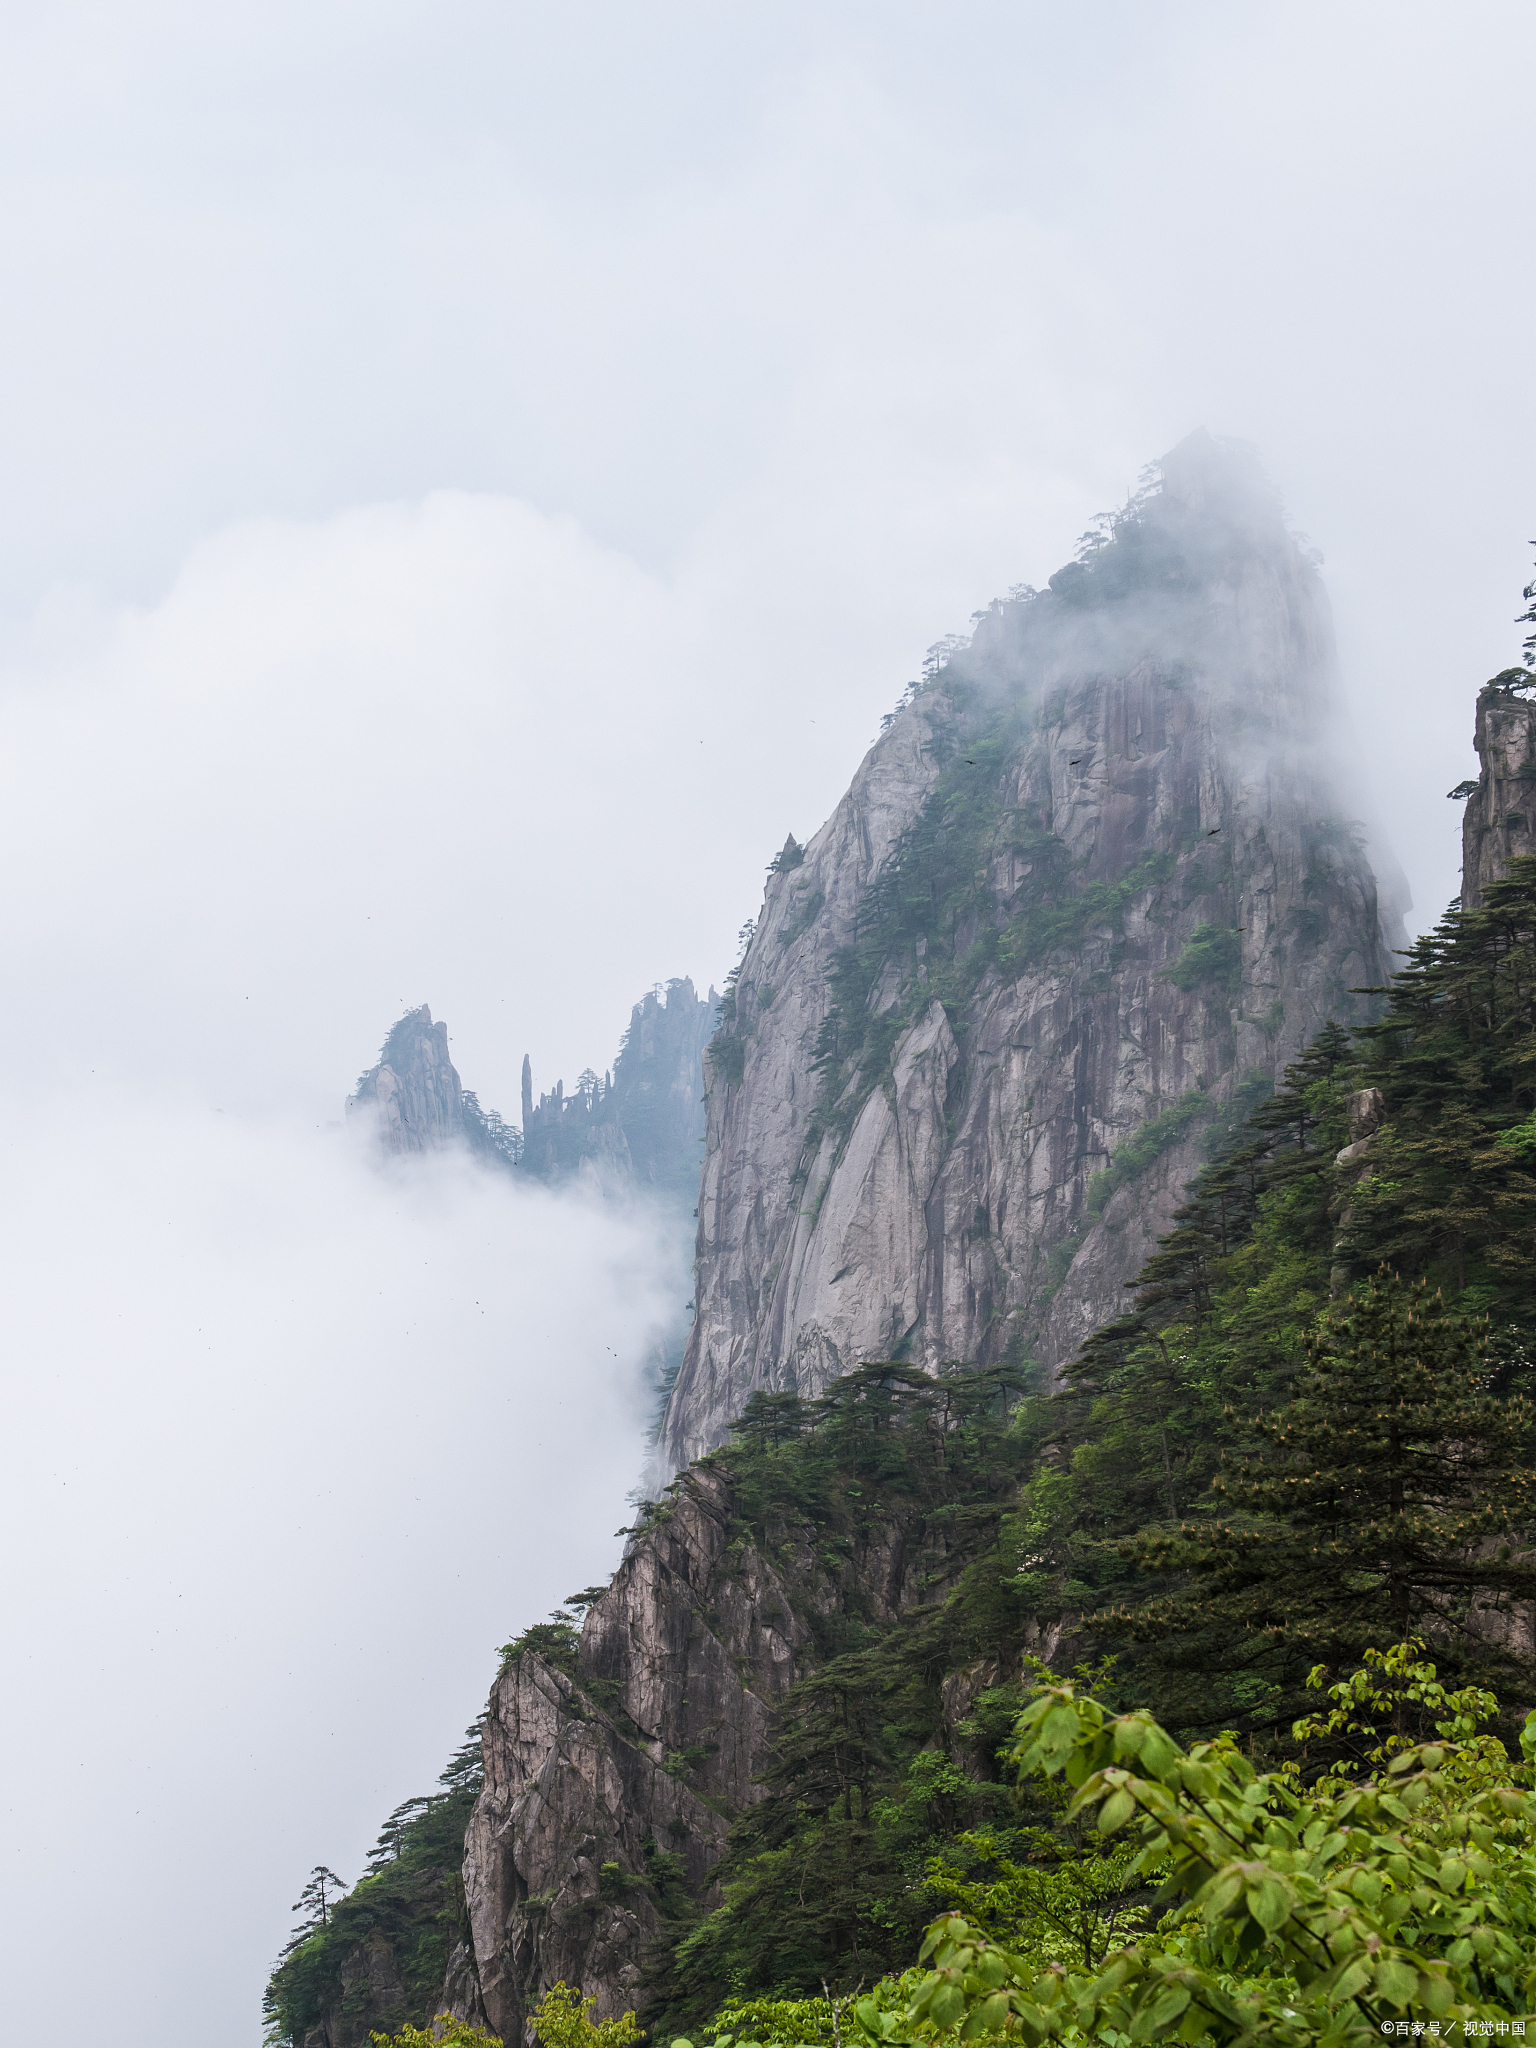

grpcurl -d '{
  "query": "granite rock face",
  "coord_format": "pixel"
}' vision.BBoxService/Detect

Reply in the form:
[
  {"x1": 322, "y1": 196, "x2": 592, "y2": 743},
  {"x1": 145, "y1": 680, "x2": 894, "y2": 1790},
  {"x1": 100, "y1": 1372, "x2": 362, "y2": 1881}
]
[
  {"x1": 1461, "y1": 675, "x2": 1536, "y2": 911},
  {"x1": 297, "y1": 1934, "x2": 411, "y2": 2048},
  {"x1": 347, "y1": 1005, "x2": 467, "y2": 1153},
  {"x1": 449, "y1": 1461, "x2": 970, "y2": 2036},
  {"x1": 661, "y1": 433, "x2": 1399, "y2": 1469}
]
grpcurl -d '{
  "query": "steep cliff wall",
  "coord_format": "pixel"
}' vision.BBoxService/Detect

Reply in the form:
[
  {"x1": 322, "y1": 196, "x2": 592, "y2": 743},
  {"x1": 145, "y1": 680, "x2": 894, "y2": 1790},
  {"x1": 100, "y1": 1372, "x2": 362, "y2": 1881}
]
[
  {"x1": 662, "y1": 433, "x2": 1397, "y2": 1469},
  {"x1": 347, "y1": 1006, "x2": 469, "y2": 1153},
  {"x1": 1461, "y1": 672, "x2": 1536, "y2": 910},
  {"x1": 444, "y1": 1368, "x2": 1030, "y2": 2039},
  {"x1": 453, "y1": 1468, "x2": 794, "y2": 2037}
]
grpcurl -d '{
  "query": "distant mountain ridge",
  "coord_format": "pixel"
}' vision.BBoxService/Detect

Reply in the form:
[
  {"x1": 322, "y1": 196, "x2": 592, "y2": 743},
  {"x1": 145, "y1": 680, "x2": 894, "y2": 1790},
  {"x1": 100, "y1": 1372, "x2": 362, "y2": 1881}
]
[{"x1": 345, "y1": 978, "x2": 718, "y2": 1203}]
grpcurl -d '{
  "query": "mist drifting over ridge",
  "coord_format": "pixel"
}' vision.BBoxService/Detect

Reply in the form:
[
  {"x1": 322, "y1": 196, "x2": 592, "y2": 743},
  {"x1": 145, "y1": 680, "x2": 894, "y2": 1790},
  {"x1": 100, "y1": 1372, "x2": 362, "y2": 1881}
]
[
  {"x1": 662, "y1": 430, "x2": 1398, "y2": 1465},
  {"x1": 0, "y1": 4, "x2": 1530, "y2": 2041}
]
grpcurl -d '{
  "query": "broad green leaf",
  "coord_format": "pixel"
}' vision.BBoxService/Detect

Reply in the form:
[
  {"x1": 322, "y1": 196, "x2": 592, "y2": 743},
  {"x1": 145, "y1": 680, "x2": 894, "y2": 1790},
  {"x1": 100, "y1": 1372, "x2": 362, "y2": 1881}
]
[
  {"x1": 1419, "y1": 1973, "x2": 1453, "y2": 2016},
  {"x1": 1374, "y1": 1957, "x2": 1418, "y2": 2006},
  {"x1": 929, "y1": 1984, "x2": 964, "y2": 2027},
  {"x1": 1097, "y1": 1787, "x2": 1137, "y2": 1835},
  {"x1": 1245, "y1": 1875, "x2": 1292, "y2": 1933},
  {"x1": 1147, "y1": 1986, "x2": 1192, "y2": 2027}
]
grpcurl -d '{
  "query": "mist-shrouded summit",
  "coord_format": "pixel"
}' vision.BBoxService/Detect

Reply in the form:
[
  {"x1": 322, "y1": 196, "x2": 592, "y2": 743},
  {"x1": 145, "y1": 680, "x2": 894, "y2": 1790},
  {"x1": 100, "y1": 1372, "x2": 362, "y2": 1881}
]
[{"x1": 661, "y1": 431, "x2": 1399, "y2": 1468}]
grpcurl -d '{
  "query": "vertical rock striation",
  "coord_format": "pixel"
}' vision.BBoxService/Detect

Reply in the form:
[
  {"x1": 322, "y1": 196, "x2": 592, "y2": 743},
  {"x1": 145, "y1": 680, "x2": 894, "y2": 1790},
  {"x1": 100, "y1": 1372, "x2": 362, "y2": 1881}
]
[
  {"x1": 456, "y1": 1470, "x2": 793, "y2": 2038},
  {"x1": 1461, "y1": 673, "x2": 1536, "y2": 910},
  {"x1": 661, "y1": 432, "x2": 1399, "y2": 1469}
]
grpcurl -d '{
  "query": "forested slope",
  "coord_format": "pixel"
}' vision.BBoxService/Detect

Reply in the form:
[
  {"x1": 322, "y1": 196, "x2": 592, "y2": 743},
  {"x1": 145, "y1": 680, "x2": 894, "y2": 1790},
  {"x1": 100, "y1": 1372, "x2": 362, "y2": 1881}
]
[{"x1": 268, "y1": 849, "x2": 1536, "y2": 2043}]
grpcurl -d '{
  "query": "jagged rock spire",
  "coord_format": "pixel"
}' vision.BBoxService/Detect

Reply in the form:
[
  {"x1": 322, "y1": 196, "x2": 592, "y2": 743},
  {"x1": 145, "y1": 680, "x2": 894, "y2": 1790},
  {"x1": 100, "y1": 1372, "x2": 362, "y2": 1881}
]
[
  {"x1": 1461, "y1": 671, "x2": 1536, "y2": 910},
  {"x1": 346, "y1": 1005, "x2": 465, "y2": 1153},
  {"x1": 661, "y1": 436, "x2": 1397, "y2": 1470}
]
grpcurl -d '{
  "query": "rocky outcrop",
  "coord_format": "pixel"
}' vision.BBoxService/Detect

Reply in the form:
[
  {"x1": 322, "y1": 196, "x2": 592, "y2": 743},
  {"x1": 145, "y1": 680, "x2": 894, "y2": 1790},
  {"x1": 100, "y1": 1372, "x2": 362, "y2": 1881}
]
[
  {"x1": 347, "y1": 1006, "x2": 469, "y2": 1153},
  {"x1": 1328, "y1": 1085, "x2": 1387, "y2": 1293},
  {"x1": 662, "y1": 432, "x2": 1398, "y2": 1469},
  {"x1": 296, "y1": 1919, "x2": 438, "y2": 2048},
  {"x1": 520, "y1": 980, "x2": 717, "y2": 1201},
  {"x1": 348, "y1": 983, "x2": 716, "y2": 1202},
  {"x1": 448, "y1": 1447, "x2": 986, "y2": 2036},
  {"x1": 1460, "y1": 673, "x2": 1536, "y2": 910}
]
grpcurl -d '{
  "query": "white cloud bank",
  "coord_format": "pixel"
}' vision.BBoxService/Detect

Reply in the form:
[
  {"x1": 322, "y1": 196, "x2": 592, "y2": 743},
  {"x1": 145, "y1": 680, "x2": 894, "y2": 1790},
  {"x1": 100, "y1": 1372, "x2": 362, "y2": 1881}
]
[
  {"x1": 0, "y1": 476, "x2": 1002, "y2": 2042},
  {"x1": 0, "y1": 1087, "x2": 672, "y2": 2037},
  {"x1": 0, "y1": 495, "x2": 745, "y2": 2040}
]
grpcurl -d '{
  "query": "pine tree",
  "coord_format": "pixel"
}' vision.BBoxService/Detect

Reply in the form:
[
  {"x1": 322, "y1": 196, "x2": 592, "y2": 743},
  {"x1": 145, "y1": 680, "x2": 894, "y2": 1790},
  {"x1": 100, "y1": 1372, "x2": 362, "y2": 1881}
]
[
  {"x1": 1115, "y1": 1269, "x2": 1536, "y2": 1678},
  {"x1": 1343, "y1": 855, "x2": 1536, "y2": 1308},
  {"x1": 281, "y1": 1864, "x2": 347, "y2": 1957},
  {"x1": 437, "y1": 1722, "x2": 485, "y2": 1797}
]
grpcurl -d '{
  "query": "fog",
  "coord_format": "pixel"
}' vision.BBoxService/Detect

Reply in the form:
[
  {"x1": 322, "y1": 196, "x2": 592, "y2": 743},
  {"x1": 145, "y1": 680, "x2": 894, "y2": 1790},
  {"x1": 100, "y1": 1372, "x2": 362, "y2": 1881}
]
[{"x1": 0, "y1": 3, "x2": 1531, "y2": 2038}]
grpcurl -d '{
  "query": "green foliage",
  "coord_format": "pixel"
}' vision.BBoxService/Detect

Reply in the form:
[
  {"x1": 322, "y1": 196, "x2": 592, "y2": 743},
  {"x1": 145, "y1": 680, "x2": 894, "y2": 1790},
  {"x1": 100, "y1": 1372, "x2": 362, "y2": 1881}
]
[
  {"x1": 661, "y1": 858, "x2": 1536, "y2": 2037},
  {"x1": 1114, "y1": 1269, "x2": 1536, "y2": 1675},
  {"x1": 997, "y1": 850, "x2": 1179, "y2": 980},
  {"x1": 668, "y1": 1986, "x2": 870, "y2": 2048},
  {"x1": 497, "y1": 1614, "x2": 580, "y2": 1676},
  {"x1": 1496, "y1": 1107, "x2": 1536, "y2": 1159},
  {"x1": 369, "y1": 2022, "x2": 502, "y2": 2047},
  {"x1": 706, "y1": 1031, "x2": 747, "y2": 1087},
  {"x1": 1342, "y1": 854, "x2": 1536, "y2": 1305},
  {"x1": 1164, "y1": 922, "x2": 1243, "y2": 994},
  {"x1": 707, "y1": 920, "x2": 758, "y2": 1090},
  {"x1": 1044, "y1": 876, "x2": 1536, "y2": 1727},
  {"x1": 881, "y1": 1654, "x2": 1536, "y2": 2042},
  {"x1": 528, "y1": 1983, "x2": 641, "y2": 2048},
  {"x1": 264, "y1": 1731, "x2": 484, "y2": 2047},
  {"x1": 461, "y1": 1088, "x2": 524, "y2": 1169},
  {"x1": 648, "y1": 1363, "x2": 1045, "y2": 2028},
  {"x1": 799, "y1": 712, "x2": 1184, "y2": 1177},
  {"x1": 1291, "y1": 1638, "x2": 1508, "y2": 1778},
  {"x1": 920, "y1": 1823, "x2": 1148, "y2": 1974}
]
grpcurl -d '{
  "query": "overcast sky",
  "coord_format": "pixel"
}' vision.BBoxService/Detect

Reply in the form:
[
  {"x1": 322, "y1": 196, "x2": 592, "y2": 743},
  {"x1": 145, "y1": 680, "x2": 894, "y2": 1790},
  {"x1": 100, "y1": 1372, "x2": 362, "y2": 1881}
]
[{"x1": 1, "y1": 5, "x2": 1532, "y2": 2040}]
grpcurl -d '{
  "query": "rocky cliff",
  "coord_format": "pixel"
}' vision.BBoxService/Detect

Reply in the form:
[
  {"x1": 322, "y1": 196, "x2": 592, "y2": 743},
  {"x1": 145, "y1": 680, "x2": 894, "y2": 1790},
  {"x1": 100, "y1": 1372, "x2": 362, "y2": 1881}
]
[
  {"x1": 284, "y1": 435, "x2": 1425, "y2": 2048},
  {"x1": 442, "y1": 1366, "x2": 1032, "y2": 2040},
  {"x1": 1461, "y1": 671, "x2": 1536, "y2": 910},
  {"x1": 348, "y1": 1006, "x2": 474, "y2": 1154},
  {"x1": 661, "y1": 431, "x2": 1398, "y2": 1469}
]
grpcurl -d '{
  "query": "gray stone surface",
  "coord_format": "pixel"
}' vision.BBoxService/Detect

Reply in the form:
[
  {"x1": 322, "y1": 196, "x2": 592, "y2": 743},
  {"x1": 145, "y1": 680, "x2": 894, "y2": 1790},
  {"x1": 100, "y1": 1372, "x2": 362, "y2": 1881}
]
[
  {"x1": 1461, "y1": 677, "x2": 1536, "y2": 911},
  {"x1": 347, "y1": 1005, "x2": 466, "y2": 1153},
  {"x1": 451, "y1": 1462, "x2": 972, "y2": 2036},
  {"x1": 661, "y1": 435, "x2": 1398, "y2": 1469}
]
